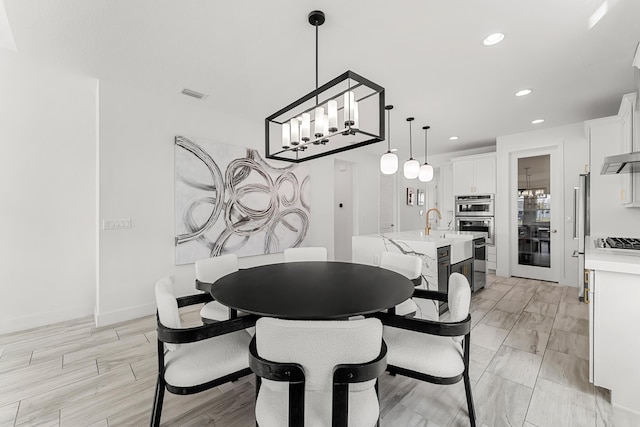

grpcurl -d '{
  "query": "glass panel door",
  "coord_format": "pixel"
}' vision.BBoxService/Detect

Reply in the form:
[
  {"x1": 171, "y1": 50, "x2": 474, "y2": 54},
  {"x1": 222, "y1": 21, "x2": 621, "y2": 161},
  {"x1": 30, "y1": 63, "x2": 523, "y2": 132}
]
[{"x1": 517, "y1": 155, "x2": 551, "y2": 268}]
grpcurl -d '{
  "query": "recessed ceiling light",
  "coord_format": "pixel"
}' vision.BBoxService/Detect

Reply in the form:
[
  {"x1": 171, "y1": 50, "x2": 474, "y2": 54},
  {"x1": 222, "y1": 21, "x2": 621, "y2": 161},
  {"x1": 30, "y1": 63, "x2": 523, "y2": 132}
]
[
  {"x1": 532, "y1": 119, "x2": 545, "y2": 124},
  {"x1": 483, "y1": 33, "x2": 504, "y2": 46},
  {"x1": 515, "y1": 89, "x2": 533, "y2": 97},
  {"x1": 449, "y1": 136, "x2": 459, "y2": 141}
]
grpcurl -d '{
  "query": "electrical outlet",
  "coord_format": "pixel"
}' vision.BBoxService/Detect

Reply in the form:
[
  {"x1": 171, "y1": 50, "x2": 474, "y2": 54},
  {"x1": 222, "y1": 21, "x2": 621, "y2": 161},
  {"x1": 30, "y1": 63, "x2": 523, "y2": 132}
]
[
  {"x1": 373, "y1": 255, "x2": 380, "y2": 265},
  {"x1": 103, "y1": 219, "x2": 132, "y2": 230}
]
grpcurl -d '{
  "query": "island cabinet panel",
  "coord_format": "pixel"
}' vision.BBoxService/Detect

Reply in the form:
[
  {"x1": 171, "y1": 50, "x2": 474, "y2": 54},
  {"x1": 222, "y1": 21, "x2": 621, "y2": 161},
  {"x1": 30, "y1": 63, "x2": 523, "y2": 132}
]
[
  {"x1": 451, "y1": 257, "x2": 473, "y2": 288},
  {"x1": 437, "y1": 245, "x2": 451, "y2": 314},
  {"x1": 353, "y1": 231, "x2": 482, "y2": 320},
  {"x1": 352, "y1": 233, "x2": 444, "y2": 321}
]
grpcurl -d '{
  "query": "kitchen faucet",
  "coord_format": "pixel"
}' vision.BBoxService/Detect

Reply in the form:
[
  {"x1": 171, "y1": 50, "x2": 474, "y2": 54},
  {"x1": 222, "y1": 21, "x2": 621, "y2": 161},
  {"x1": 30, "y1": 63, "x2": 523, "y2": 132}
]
[{"x1": 425, "y1": 208, "x2": 442, "y2": 235}]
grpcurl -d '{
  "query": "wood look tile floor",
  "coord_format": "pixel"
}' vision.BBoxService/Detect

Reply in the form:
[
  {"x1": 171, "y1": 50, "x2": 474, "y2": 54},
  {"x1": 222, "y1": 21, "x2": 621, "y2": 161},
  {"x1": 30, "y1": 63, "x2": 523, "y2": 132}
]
[{"x1": 2, "y1": 274, "x2": 640, "y2": 426}]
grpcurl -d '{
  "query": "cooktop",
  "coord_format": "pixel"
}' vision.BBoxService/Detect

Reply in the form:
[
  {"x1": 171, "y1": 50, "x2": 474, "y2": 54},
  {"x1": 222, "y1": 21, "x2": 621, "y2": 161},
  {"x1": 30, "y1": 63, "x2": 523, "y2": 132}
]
[{"x1": 597, "y1": 237, "x2": 640, "y2": 251}]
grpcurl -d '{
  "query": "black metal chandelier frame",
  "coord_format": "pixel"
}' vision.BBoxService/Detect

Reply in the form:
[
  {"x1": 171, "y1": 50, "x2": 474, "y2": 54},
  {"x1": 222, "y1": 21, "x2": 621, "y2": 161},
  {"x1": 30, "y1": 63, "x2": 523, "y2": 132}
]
[{"x1": 265, "y1": 11, "x2": 385, "y2": 163}]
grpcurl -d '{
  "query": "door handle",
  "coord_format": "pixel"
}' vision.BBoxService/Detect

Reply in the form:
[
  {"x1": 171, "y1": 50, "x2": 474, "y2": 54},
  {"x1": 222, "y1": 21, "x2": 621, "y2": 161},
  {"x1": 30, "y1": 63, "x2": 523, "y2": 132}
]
[{"x1": 573, "y1": 187, "x2": 578, "y2": 239}]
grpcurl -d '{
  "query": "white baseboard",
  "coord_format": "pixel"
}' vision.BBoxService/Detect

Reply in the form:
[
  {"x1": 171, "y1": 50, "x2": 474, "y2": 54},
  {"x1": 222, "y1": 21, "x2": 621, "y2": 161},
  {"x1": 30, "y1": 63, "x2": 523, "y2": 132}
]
[
  {"x1": 94, "y1": 302, "x2": 157, "y2": 328},
  {"x1": 0, "y1": 305, "x2": 94, "y2": 335},
  {"x1": 612, "y1": 402, "x2": 640, "y2": 416}
]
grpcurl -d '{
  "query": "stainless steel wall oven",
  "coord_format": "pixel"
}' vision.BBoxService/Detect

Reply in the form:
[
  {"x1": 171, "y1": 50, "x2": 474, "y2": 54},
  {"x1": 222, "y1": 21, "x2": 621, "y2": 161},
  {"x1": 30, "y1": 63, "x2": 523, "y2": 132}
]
[
  {"x1": 455, "y1": 194, "x2": 494, "y2": 245},
  {"x1": 456, "y1": 217, "x2": 495, "y2": 245},
  {"x1": 455, "y1": 194, "x2": 494, "y2": 217}
]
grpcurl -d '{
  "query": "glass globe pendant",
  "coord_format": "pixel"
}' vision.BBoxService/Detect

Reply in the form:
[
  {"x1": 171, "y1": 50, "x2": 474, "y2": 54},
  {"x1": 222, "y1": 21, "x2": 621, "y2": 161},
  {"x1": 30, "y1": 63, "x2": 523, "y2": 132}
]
[
  {"x1": 380, "y1": 105, "x2": 398, "y2": 174},
  {"x1": 403, "y1": 117, "x2": 420, "y2": 179},
  {"x1": 419, "y1": 125, "x2": 434, "y2": 182}
]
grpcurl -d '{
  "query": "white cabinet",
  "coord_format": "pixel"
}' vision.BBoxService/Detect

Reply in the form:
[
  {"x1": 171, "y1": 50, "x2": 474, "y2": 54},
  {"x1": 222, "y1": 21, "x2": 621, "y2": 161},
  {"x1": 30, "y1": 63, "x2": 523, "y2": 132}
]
[
  {"x1": 452, "y1": 159, "x2": 475, "y2": 195},
  {"x1": 589, "y1": 268, "x2": 640, "y2": 412},
  {"x1": 452, "y1": 153, "x2": 496, "y2": 195},
  {"x1": 618, "y1": 93, "x2": 640, "y2": 207},
  {"x1": 487, "y1": 245, "x2": 496, "y2": 271}
]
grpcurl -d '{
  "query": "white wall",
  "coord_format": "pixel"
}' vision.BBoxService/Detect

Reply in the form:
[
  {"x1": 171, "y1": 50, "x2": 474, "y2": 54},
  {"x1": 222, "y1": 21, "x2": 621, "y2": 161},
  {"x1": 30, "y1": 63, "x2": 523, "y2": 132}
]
[
  {"x1": 496, "y1": 123, "x2": 587, "y2": 286},
  {"x1": 0, "y1": 54, "x2": 97, "y2": 333},
  {"x1": 95, "y1": 79, "x2": 382, "y2": 326}
]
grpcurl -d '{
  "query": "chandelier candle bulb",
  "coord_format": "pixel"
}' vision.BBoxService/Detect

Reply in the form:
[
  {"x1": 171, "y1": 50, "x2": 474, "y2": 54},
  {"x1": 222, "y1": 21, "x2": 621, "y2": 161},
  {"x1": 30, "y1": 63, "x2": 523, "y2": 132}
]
[
  {"x1": 343, "y1": 92, "x2": 352, "y2": 126},
  {"x1": 314, "y1": 107, "x2": 324, "y2": 137},
  {"x1": 349, "y1": 92, "x2": 356, "y2": 125},
  {"x1": 290, "y1": 118, "x2": 300, "y2": 145},
  {"x1": 282, "y1": 123, "x2": 290, "y2": 148},
  {"x1": 353, "y1": 101, "x2": 359, "y2": 129},
  {"x1": 322, "y1": 114, "x2": 329, "y2": 143},
  {"x1": 328, "y1": 100, "x2": 338, "y2": 132},
  {"x1": 301, "y1": 113, "x2": 311, "y2": 141}
]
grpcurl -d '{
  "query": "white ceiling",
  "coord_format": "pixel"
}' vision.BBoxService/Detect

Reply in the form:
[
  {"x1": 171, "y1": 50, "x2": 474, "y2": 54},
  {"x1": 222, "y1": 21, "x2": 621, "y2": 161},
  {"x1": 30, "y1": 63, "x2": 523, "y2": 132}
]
[{"x1": 4, "y1": 0, "x2": 640, "y2": 157}]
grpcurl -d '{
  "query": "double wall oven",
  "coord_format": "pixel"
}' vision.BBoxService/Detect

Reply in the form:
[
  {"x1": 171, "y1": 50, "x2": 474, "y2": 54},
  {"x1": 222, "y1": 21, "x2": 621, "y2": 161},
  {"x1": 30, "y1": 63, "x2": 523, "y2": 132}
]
[
  {"x1": 455, "y1": 194, "x2": 494, "y2": 293},
  {"x1": 455, "y1": 195, "x2": 495, "y2": 245}
]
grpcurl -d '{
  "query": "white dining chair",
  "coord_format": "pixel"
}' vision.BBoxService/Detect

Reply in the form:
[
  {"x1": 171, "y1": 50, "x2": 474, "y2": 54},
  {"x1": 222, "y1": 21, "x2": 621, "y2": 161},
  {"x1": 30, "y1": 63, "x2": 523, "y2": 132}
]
[
  {"x1": 283, "y1": 246, "x2": 328, "y2": 262},
  {"x1": 380, "y1": 272, "x2": 475, "y2": 426},
  {"x1": 152, "y1": 276, "x2": 254, "y2": 427},
  {"x1": 379, "y1": 251, "x2": 422, "y2": 316},
  {"x1": 249, "y1": 317, "x2": 386, "y2": 426},
  {"x1": 195, "y1": 254, "x2": 239, "y2": 322}
]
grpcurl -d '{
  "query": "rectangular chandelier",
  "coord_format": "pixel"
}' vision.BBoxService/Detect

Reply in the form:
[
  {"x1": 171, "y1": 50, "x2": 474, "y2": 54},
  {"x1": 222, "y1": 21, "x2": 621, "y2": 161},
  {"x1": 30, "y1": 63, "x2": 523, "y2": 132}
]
[{"x1": 265, "y1": 70, "x2": 385, "y2": 163}]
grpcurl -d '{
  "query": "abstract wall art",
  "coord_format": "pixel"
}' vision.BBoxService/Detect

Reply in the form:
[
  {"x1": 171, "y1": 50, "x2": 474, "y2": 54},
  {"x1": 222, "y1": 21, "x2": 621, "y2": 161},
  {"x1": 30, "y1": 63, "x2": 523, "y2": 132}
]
[{"x1": 175, "y1": 135, "x2": 311, "y2": 264}]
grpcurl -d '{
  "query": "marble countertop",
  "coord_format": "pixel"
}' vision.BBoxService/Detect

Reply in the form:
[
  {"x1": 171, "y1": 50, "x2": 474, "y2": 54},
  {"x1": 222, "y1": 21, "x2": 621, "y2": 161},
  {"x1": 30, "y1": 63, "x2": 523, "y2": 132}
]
[
  {"x1": 585, "y1": 236, "x2": 640, "y2": 275},
  {"x1": 358, "y1": 230, "x2": 486, "y2": 245},
  {"x1": 439, "y1": 230, "x2": 488, "y2": 239}
]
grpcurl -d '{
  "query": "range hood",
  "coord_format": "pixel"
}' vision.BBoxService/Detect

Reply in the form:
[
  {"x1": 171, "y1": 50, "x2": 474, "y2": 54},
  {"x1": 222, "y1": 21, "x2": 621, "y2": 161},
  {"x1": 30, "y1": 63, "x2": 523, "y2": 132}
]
[
  {"x1": 601, "y1": 43, "x2": 640, "y2": 175},
  {"x1": 601, "y1": 151, "x2": 640, "y2": 174}
]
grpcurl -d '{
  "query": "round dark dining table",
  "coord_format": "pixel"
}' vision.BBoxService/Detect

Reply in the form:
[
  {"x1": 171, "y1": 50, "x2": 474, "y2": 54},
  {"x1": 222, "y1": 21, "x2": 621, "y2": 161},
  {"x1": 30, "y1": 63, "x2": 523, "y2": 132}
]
[{"x1": 210, "y1": 261, "x2": 415, "y2": 320}]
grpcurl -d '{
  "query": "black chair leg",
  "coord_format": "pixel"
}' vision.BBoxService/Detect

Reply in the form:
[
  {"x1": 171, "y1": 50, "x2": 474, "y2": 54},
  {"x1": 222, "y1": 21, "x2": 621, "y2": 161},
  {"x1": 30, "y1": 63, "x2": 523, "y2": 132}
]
[
  {"x1": 255, "y1": 375, "x2": 261, "y2": 427},
  {"x1": 151, "y1": 376, "x2": 165, "y2": 427},
  {"x1": 463, "y1": 371, "x2": 476, "y2": 427},
  {"x1": 375, "y1": 380, "x2": 381, "y2": 427}
]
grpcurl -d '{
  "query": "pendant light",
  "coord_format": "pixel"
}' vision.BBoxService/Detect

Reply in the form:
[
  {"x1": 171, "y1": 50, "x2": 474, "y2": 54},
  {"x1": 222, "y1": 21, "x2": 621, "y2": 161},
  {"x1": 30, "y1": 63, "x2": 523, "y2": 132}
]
[
  {"x1": 419, "y1": 125, "x2": 434, "y2": 182},
  {"x1": 403, "y1": 117, "x2": 420, "y2": 179},
  {"x1": 380, "y1": 105, "x2": 398, "y2": 174}
]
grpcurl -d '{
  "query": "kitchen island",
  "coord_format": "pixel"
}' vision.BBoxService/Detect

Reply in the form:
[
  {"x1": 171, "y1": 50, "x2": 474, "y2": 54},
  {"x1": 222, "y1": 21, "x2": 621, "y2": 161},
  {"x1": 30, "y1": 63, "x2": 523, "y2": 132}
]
[
  {"x1": 352, "y1": 230, "x2": 485, "y2": 319},
  {"x1": 585, "y1": 238, "x2": 640, "y2": 414}
]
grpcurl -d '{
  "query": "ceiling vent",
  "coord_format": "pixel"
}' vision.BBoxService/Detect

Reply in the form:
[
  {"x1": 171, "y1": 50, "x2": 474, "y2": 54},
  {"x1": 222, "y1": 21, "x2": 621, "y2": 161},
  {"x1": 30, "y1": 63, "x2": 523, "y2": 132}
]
[{"x1": 179, "y1": 87, "x2": 208, "y2": 100}]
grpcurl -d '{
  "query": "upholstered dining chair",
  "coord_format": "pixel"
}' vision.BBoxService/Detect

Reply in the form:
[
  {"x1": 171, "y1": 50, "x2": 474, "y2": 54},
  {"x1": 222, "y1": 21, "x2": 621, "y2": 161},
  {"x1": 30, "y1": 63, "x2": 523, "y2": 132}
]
[
  {"x1": 249, "y1": 317, "x2": 387, "y2": 427},
  {"x1": 152, "y1": 276, "x2": 256, "y2": 427},
  {"x1": 283, "y1": 246, "x2": 328, "y2": 262},
  {"x1": 375, "y1": 272, "x2": 476, "y2": 426},
  {"x1": 195, "y1": 254, "x2": 239, "y2": 322},
  {"x1": 379, "y1": 252, "x2": 423, "y2": 317}
]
